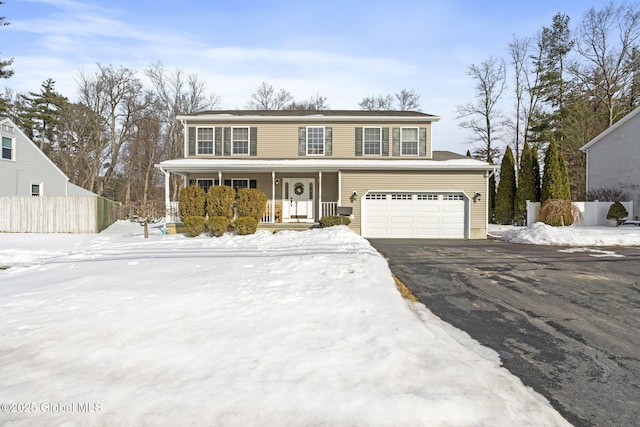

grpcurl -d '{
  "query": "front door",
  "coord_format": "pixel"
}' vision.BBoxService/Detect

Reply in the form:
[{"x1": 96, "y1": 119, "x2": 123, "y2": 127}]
[{"x1": 282, "y1": 178, "x2": 314, "y2": 223}]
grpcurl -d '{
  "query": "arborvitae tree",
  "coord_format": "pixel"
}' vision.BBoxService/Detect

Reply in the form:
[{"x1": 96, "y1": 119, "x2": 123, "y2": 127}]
[
  {"x1": 558, "y1": 148, "x2": 572, "y2": 200},
  {"x1": 494, "y1": 146, "x2": 516, "y2": 224},
  {"x1": 532, "y1": 147, "x2": 542, "y2": 202},
  {"x1": 541, "y1": 138, "x2": 569, "y2": 202},
  {"x1": 178, "y1": 185, "x2": 206, "y2": 221},
  {"x1": 514, "y1": 142, "x2": 537, "y2": 222},
  {"x1": 487, "y1": 154, "x2": 496, "y2": 222},
  {"x1": 466, "y1": 149, "x2": 472, "y2": 157}
]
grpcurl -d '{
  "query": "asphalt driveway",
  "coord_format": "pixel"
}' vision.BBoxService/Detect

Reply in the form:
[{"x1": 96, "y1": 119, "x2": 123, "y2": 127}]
[{"x1": 369, "y1": 239, "x2": 640, "y2": 427}]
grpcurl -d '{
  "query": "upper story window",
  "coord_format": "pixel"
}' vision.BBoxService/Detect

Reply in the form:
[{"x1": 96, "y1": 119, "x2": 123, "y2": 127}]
[
  {"x1": 2, "y1": 136, "x2": 13, "y2": 160},
  {"x1": 232, "y1": 127, "x2": 249, "y2": 155},
  {"x1": 31, "y1": 184, "x2": 41, "y2": 197},
  {"x1": 197, "y1": 127, "x2": 214, "y2": 155},
  {"x1": 307, "y1": 126, "x2": 325, "y2": 155},
  {"x1": 401, "y1": 127, "x2": 419, "y2": 156},
  {"x1": 363, "y1": 127, "x2": 382, "y2": 155}
]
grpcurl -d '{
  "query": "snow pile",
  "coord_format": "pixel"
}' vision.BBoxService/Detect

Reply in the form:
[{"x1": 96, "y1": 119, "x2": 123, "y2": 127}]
[
  {"x1": 0, "y1": 222, "x2": 569, "y2": 426},
  {"x1": 490, "y1": 222, "x2": 640, "y2": 246}
]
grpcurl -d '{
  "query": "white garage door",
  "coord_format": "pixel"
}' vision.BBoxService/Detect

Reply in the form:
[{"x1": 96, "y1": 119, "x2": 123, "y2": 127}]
[{"x1": 362, "y1": 192, "x2": 466, "y2": 238}]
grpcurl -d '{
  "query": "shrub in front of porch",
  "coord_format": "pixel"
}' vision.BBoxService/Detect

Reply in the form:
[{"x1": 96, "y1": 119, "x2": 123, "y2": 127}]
[
  {"x1": 233, "y1": 216, "x2": 258, "y2": 235},
  {"x1": 320, "y1": 215, "x2": 351, "y2": 227},
  {"x1": 183, "y1": 216, "x2": 206, "y2": 237},
  {"x1": 207, "y1": 216, "x2": 230, "y2": 237},
  {"x1": 179, "y1": 185, "x2": 205, "y2": 221},
  {"x1": 236, "y1": 188, "x2": 268, "y2": 222},
  {"x1": 207, "y1": 185, "x2": 235, "y2": 221}
]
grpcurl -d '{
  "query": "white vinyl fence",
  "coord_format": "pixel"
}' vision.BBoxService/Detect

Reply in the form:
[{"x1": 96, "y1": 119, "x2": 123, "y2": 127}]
[
  {"x1": 526, "y1": 200, "x2": 634, "y2": 226},
  {"x1": 0, "y1": 196, "x2": 118, "y2": 233}
]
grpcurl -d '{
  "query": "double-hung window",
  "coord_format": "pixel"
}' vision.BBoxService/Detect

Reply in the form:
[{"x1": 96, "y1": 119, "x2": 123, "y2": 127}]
[
  {"x1": 31, "y1": 184, "x2": 41, "y2": 197},
  {"x1": 2, "y1": 136, "x2": 12, "y2": 160},
  {"x1": 307, "y1": 126, "x2": 325, "y2": 155},
  {"x1": 197, "y1": 127, "x2": 214, "y2": 155},
  {"x1": 363, "y1": 127, "x2": 382, "y2": 155},
  {"x1": 401, "y1": 127, "x2": 419, "y2": 156},
  {"x1": 196, "y1": 179, "x2": 214, "y2": 193},
  {"x1": 232, "y1": 127, "x2": 249, "y2": 155}
]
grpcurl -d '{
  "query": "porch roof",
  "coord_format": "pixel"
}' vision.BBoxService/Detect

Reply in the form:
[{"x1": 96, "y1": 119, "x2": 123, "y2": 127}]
[{"x1": 156, "y1": 157, "x2": 495, "y2": 176}]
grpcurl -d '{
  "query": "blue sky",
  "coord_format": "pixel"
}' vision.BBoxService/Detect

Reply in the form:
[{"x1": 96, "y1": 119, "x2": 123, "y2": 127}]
[{"x1": 1, "y1": 0, "x2": 615, "y2": 154}]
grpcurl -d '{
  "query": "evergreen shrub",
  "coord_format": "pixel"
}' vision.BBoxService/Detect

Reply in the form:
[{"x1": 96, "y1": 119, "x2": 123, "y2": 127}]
[
  {"x1": 207, "y1": 216, "x2": 230, "y2": 237},
  {"x1": 319, "y1": 215, "x2": 351, "y2": 227},
  {"x1": 236, "y1": 188, "x2": 268, "y2": 222},
  {"x1": 233, "y1": 216, "x2": 258, "y2": 235},
  {"x1": 207, "y1": 185, "x2": 235, "y2": 220},
  {"x1": 183, "y1": 216, "x2": 206, "y2": 237},
  {"x1": 539, "y1": 199, "x2": 581, "y2": 226},
  {"x1": 606, "y1": 202, "x2": 628, "y2": 225},
  {"x1": 178, "y1": 185, "x2": 205, "y2": 221}
]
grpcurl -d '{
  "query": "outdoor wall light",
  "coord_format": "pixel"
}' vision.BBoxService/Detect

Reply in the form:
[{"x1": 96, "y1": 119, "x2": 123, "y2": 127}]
[
  {"x1": 275, "y1": 179, "x2": 280, "y2": 185},
  {"x1": 473, "y1": 192, "x2": 481, "y2": 203},
  {"x1": 350, "y1": 191, "x2": 358, "y2": 202}
]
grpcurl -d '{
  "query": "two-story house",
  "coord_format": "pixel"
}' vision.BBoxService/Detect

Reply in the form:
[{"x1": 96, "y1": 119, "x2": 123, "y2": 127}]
[{"x1": 156, "y1": 110, "x2": 494, "y2": 239}]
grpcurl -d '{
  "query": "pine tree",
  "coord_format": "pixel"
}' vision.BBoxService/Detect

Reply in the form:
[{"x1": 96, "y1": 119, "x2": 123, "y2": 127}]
[
  {"x1": 465, "y1": 149, "x2": 472, "y2": 157},
  {"x1": 494, "y1": 146, "x2": 516, "y2": 224},
  {"x1": 541, "y1": 138, "x2": 569, "y2": 202},
  {"x1": 20, "y1": 79, "x2": 68, "y2": 152},
  {"x1": 514, "y1": 142, "x2": 537, "y2": 222}
]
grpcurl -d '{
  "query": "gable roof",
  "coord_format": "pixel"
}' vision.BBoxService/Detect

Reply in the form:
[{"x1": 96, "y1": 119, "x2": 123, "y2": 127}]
[
  {"x1": 177, "y1": 109, "x2": 440, "y2": 122},
  {"x1": 580, "y1": 106, "x2": 640, "y2": 151}
]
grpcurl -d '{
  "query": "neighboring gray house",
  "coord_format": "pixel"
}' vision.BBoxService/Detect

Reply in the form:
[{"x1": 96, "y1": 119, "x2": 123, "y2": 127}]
[
  {"x1": 1, "y1": 117, "x2": 118, "y2": 233},
  {"x1": 580, "y1": 107, "x2": 640, "y2": 219},
  {"x1": 0, "y1": 117, "x2": 93, "y2": 197}
]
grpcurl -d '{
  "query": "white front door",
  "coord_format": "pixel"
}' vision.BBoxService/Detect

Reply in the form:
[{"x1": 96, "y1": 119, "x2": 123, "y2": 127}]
[{"x1": 282, "y1": 178, "x2": 314, "y2": 223}]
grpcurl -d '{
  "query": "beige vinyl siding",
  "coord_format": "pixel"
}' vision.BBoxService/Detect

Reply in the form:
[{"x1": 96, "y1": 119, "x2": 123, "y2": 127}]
[
  {"x1": 185, "y1": 121, "x2": 432, "y2": 160},
  {"x1": 340, "y1": 170, "x2": 487, "y2": 238}
]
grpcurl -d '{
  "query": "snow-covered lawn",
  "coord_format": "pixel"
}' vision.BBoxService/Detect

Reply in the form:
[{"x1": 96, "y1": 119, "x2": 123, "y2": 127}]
[
  {"x1": 489, "y1": 222, "x2": 640, "y2": 246},
  {"x1": 0, "y1": 222, "x2": 569, "y2": 426}
]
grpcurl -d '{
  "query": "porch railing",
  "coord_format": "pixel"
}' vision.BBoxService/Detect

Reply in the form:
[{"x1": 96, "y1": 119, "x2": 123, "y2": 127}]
[
  {"x1": 168, "y1": 201, "x2": 180, "y2": 223},
  {"x1": 321, "y1": 202, "x2": 337, "y2": 217}
]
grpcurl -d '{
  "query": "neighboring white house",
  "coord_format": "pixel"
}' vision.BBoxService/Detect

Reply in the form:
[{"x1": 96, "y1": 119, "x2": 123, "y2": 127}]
[
  {"x1": 580, "y1": 107, "x2": 640, "y2": 219},
  {"x1": 0, "y1": 117, "x2": 118, "y2": 233},
  {"x1": 0, "y1": 116, "x2": 94, "y2": 197}
]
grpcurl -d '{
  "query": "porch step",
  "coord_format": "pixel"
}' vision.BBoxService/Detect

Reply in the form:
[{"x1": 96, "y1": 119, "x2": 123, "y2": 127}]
[{"x1": 257, "y1": 222, "x2": 320, "y2": 233}]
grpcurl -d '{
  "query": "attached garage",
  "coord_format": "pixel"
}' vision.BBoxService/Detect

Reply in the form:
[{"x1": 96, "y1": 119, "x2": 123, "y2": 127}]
[{"x1": 361, "y1": 191, "x2": 468, "y2": 238}]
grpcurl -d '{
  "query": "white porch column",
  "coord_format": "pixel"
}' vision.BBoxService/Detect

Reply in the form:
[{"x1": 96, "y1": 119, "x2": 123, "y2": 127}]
[
  {"x1": 318, "y1": 171, "x2": 323, "y2": 218},
  {"x1": 271, "y1": 171, "x2": 276, "y2": 223},
  {"x1": 218, "y1": 171, "x2": 222, "y2": 185},
  {"x1": 163, "y1": 168, "x2": 171, "y2": 223},
  {"x1": 338, "y1": 170, "x2": 342, "y2": 206}
]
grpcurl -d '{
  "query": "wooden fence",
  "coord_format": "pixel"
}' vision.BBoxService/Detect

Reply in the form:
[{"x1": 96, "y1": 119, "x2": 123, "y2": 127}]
[{"x1": 0, "y1": 196, "x2": 120, "y2": 233}]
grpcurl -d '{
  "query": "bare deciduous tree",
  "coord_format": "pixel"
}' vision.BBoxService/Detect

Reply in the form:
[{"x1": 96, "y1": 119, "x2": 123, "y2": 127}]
[
  {"x1": 286, "y1": 93, "x2": 329, "y2": 110},
  {"x1": 395, "y1": 88, "x2": 421, "y2": 111},
  {"x1": 456, "y1": 56, "x2": 507, "y2": 161},
  {"x1": 359, "y1": 94, "x2": 394, "y2": 110},
  {"x1": 247, "y1": 82, "x2": 293, "y2": 110}
]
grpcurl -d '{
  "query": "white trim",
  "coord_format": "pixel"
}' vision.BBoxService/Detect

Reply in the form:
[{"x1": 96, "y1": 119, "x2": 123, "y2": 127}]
[
  {"x1": 177, "y1": 114, "x2": 441, "y2": 123},
  {"x1": 400, "y1": 127, "x2": 419, "y2": 156},
  {"x1": 306, "y1": 126, "x2": 325, "y2": 156},
  {"x1": 231, "y1": 126, "x2": 250, "y2": 156},
  {"x1": 363, "y1": 126, "x2": 382, "y2": 156}
]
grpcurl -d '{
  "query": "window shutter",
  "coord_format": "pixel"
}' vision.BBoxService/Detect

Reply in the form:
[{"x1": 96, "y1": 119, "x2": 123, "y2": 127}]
[
  {"x1": 355, "y1": 128, "x2": 363, "y2": 156},
  {"x1": 250, "y1": 179, "x2": 257, "y2": 189},
  {"x1": 250, "y1": 127, "x2": 258, "y2": 156},
  {"x1": 419, "y1": 128, "x2": 427, "y2": 156},
  {"x1": 325, "y1": 127, "x2": 332, "y2": 156},
  {"x1": 392, "y1": 128, "x2": 400, "y2": 156},
  {"x1": 223, "y1": 127, "x2": 231, "y2": 156},
  {"x1": 382, "y1": 128, "x2": 389, "y2": 156},
  {"x1": 188, "y1": 127, "x2": 196, "y2": 156},
  {"x1": 215, "y1": 127, "x2": 222, "y2": 156},
  {"x1": 298, "y1": 127, "x2": 306, "y2": 156}
]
